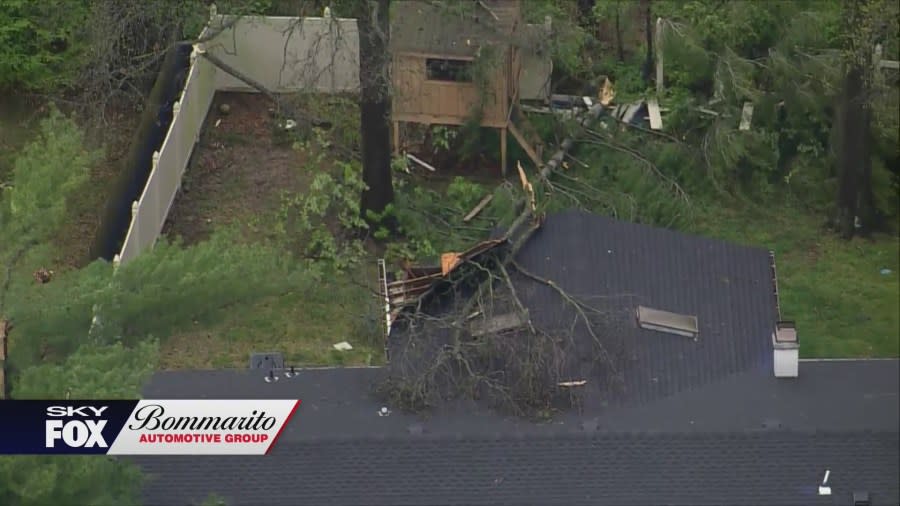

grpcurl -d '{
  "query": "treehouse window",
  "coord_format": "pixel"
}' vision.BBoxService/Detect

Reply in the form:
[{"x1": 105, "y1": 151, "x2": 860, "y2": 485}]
[{"x1": 426, "y1": 58, "x2": 473, "y2": 82}]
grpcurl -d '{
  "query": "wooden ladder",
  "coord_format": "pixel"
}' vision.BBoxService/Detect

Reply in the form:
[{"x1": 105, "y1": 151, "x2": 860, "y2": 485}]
[{"x1": 377, "y1": 259, "x2": 392, "y2": 362}]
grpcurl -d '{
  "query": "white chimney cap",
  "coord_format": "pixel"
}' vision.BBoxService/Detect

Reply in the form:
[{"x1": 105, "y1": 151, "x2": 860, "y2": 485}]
[{"x1": 773, "y1": 321, "x2": 799, "y2": 378}]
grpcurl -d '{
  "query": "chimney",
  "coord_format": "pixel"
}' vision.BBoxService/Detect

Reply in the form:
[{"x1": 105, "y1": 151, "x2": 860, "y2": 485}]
[{"x1": 772, "y1": 320, "x2": 798, "y2": 378}]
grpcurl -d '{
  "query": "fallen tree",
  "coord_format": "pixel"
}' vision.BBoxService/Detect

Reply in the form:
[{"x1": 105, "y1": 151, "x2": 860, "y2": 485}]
[{"x1": 378, "y1": 104, "x2": 630, "y2": 417}]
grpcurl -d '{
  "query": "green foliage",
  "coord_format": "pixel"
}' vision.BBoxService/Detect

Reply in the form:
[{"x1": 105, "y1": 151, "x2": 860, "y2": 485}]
[
  {"x1": 525, "y1": 0, "x2": 588, "y2": 76},
  {"x1": 13, "y1": 340, "x2": 159, "y2": 399},
  {"x1": 8, "y1": 229, "x2": 304, "y2": 370},
  {"x1": 430, "y1": 126, "x2": 457, "y2": 154},
  {"x1": 0, "y1": 0, "x2": 90, "y2": 91},
  {"x1": 278, "y1": 159, "x2": 369, "y2": 272},
  {"x1": 1, "y1": 106, "x2": 98, "y2": 242},
  {"x1": 0, "y1": 454, "x2": 142, "y2": 506},
  {"x1": 643, "y1": 0, "x2": 897, "y2": 225},
  {"x1": 0, "y1": 341, "x2": 157, "y2": 506}
]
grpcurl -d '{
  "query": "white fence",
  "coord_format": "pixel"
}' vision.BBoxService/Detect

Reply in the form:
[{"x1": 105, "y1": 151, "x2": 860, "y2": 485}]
[
  {"x1": 115, "y1": 46, "x2": 217, "y2": 266},
  {"x1": 113, "y1": 14, "x2": 553, "y2": 267},
  {"x1": 210, "y1": 15, "x2": 361, "y2": 93}
]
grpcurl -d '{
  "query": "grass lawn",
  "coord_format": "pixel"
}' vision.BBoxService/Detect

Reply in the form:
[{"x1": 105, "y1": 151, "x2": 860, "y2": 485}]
[
  {"x1": 693, "y1": 202, "x2": 899, "y2": 358},
  {"x1": 158, "y1": 92, "x2": 383, "y2": 369},
  {"x1": 159, "y1": 264, "x2": 384, "y2": 370}
]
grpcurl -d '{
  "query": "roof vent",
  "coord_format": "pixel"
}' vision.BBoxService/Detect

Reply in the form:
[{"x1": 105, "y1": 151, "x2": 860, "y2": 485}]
[
  {"x1": 853, "y1": 491, "x2": 871, "y2": 506},
  {"x1": 636, "y1": 306, "x2": 698, "y2": 338},
  {"x1": 249, "y1": 352, "x2": 285, "y2": 370},
  {"x1": 772, "y1": 321, "x2": 798, "y2": 378}
]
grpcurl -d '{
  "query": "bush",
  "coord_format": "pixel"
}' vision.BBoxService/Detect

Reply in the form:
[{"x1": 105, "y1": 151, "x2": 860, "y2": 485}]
[{"x1": 0, "y1": 0, "x2": 90, "y2": 91}]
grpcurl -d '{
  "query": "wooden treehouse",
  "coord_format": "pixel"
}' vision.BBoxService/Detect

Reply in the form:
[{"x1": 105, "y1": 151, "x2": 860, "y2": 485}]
[{"x1": 390, "y1": 0, "x2": 544, "y2": 174}]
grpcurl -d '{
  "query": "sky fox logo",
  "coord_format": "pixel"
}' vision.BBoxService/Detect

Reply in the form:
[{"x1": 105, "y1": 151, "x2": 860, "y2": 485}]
[{"x1": 45, "y1": 406, "x2": 109, "y2": 448}]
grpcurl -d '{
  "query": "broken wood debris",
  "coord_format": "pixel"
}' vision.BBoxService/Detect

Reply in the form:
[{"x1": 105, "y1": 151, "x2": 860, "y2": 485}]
[
  {"x1": 647, "y1": 98, "x2": 663, "y2": 130},
  {"x1": 463, "y1": 194, "x2": 494, "y2": 222},
  {"x1": 517, "y1": 161, "x2": 537, "y2": 212},
  {"x1": 599, "y1": 77, "x2": 615, "y2": 106},
  {"x1": 406, "y1": 153, "x2": 437, "y2": 172},
  {"x1": 739, "y1": 102, "x2": 754, "y2": 131}
]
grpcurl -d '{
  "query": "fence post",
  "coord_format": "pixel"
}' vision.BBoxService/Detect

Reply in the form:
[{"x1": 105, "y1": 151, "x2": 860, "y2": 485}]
[
  {"x1": 0, "y1": 319, "x2": 8, "y2": 399},
  {"x1": 131, "y1": 199, "x2": 141, "y2": 253}
]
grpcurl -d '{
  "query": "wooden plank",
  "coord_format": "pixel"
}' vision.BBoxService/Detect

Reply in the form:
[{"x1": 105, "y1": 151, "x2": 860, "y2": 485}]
[
  {"x1": 881, "y1": 60, "x2": 900, "y2": 70},
  {"x1": 647, "y1": 98, "x2": 663, "y2": 130},
  {"x1": 407, "y1": 153, "x2": 437, "y2": 172},
  {"x1": 463, "y1": 194, "x2": 494, "y2": 222},
  {"x1": 508, "y1": 122, "x2": 543, "y2": 168},
  {"x1": 739, "y1": 102, "x2": 754, "y2": 131}
]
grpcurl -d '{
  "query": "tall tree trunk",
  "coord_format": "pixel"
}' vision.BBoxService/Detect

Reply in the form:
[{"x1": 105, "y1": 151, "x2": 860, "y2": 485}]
[
  {"x1": 615, "y1": 2, "x2": 625, "y2": 62},
  {"x1": 642, "y1": 0, "x2": 653, "y2": 83},
  {"x1": 836, "y1": 0, "x2": 875, "y2": 239},
  {"x1": 358, "y1": 0, "x2": 394, "y2": 222},
  {"x1": 837, "y1": 66, "x2": 864, "y2": 238}
]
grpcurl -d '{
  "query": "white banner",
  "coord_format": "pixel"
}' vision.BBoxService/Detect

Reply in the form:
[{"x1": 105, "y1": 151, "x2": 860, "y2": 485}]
[{"x1": 107, "y1": 400, "x2": 300, "y2": 455}]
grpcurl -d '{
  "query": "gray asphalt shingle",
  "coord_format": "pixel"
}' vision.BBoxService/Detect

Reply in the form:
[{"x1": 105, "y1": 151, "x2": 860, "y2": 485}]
[{"x1": 135, "y1": 211, "x2": 899, "y2": 505}]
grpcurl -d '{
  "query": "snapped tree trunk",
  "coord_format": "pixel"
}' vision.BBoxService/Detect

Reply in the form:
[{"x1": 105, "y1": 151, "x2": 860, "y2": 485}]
[{"x1": 358, "y1": 0, "x2": 394, "y2": 223}]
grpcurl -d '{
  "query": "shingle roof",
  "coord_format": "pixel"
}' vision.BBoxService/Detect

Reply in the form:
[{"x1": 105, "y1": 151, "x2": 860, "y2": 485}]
[
  {"x1": 389, "y1": 209, "x2": 780, "y2": 406},
  {"x1": 134, "y1": 211, "x2": 900, "y2": 505},
  {"x1": 137, "y1": 362, "x2": 900, "y2": 506},
  {"x1": 390, "y1": 0, "x2": 521, "y2": 57}
]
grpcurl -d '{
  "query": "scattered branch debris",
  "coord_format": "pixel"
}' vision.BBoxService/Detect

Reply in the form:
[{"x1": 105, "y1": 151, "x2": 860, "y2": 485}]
[
  {"x1": 463, "y1": 194, "x2": 494, "y2": 223},
  {"x1": 379, "y1": 104, "x2": 627, "y2": 417},
  {"x1": 32, "y1": 269, "x2": 54, "y2": 284}
]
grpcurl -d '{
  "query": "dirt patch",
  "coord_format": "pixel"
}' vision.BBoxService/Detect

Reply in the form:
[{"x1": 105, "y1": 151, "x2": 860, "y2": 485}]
[
  {"x1": 163, "y1": 92, "x2": 314, "y2": 245},
  {"x1": 58, "y1": 108, "x2": 139, "y2": 269}
]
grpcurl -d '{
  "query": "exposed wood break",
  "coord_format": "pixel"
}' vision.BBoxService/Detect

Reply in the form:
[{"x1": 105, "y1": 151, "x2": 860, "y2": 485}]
[{"x1": 517, "y1": 162, "x2": 536, "y2": 212}]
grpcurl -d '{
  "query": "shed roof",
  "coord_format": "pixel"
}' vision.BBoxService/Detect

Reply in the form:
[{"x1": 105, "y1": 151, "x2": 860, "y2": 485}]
[{"x1": 390, "y1": 0, "x2": 521, "y2": 57}]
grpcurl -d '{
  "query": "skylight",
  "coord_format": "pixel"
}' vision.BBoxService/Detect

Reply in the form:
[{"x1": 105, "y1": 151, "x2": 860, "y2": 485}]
[{"x1": 636, "y1": 306, "x2": 698, "y2": 338}]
